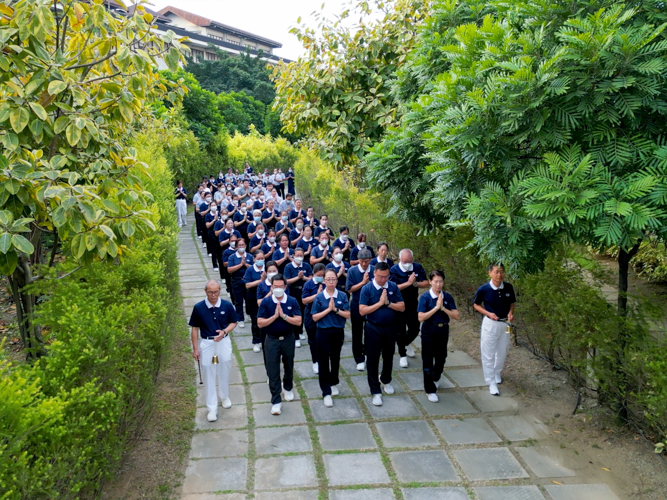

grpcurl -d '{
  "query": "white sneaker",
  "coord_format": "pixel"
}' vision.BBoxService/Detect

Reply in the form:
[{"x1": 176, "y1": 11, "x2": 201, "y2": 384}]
[
  {"x1": 382, "y1": 383, "x2": 395, "y2": 395},
  {"x1": 284, "y1": 390, "x2": 295, "y2": 401},
  {"x1": 253, "y1": 344, "x2": 261, "y2": 353},
  {"x1": 213, "y1": 267, "x2": 219, "y2": 271},
  {"x1": 399, "y1": 356, "x2": 408, "y2": 368},
  {"x1": 323, "y1": 395, "x2": 333, "y2": 407},
  {"x1": 202, "y1": 243, "x2": 206, "y2": 247},
  {"x1": 331, "y1": 385, "x2": 339, "y2": 396},
  {"x1": 489, "y1": 383, "x2": 500, "y2": 396},
  {"x1": 299, "y1": 333, "x2": 306, "y2": 340},
  {"x1": 198, "y1": 235, "x2": 202, "y2": 239},
  {"x1": 495, "y1": 374, "x2": 503, "y2": 384},
  {"x1": 295, "y1": 339, "x2": 301, "y2": 348},
  {"x1": 406, "y1": 345, "x2": 416, "y2": 358},
  {"x1": 427, "y1": 393, "x2": 439, "y2": 403},
  {"x1": 222, "y1": 398, "x2": 232, "y2": 409},
  {"x1": 271, "y1": 403, "x2": 282, "y2": 415},
  {"x1": 312, "y1": 362, "x2": 319, "y2": 374},
  {"x1": 207, "y1": 411, "x2": 218, "y2": 422},
  {"x1": 208, "y1": 253, "x2": 212, "y2": 257},
  {"x1": 372, "y1": 394, "x2": 383, "y2": 406},
  {"x1": 356, "y1": 362, "x2": 365, "y2": 371},
  {"x1": 433, "y1": 380, "x2": 440, "y2": 390},
  {"x1": 238, "y1": 321, "x2": 245, "y2": 329}
]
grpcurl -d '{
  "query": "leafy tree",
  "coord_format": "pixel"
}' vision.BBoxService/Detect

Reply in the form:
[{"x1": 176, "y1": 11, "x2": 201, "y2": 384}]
[
  {"x1": 217, "y1": 91, "x2": 267, "y2": 135},
  {"x1": 0, "y1": 0, "x2": 185, "y2": 358}
]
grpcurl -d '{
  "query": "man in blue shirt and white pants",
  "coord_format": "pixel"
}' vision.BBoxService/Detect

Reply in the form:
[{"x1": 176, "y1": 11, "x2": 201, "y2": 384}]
[
  {"x1": 189, "y1": 279, "x2": 238, "y2": 422},
  {"x1": 473, "y1": 263, "x2": 516, "y2": 396}
]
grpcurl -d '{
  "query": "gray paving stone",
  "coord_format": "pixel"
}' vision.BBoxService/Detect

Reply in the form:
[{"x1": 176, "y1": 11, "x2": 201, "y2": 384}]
[
  {"x1": 181, "y1": 275, "x2": 208, "y2": 283},
  {"x1": 340, "y1": 341, "x2": 353, "y2": 358},
  {"x1": 182, "y1": 493, "x2": 245, "y2": 500},
  {"x1": 317, "y1": 423, "x2": 377, "y2": 451},
  {"x1": 189, "y1": 429, "x2": 248, "y2": 459},
  {"x1": 398, "y1": 371, "x2": 455, "y2": 391},
  {"x1": 253, "y1": 491, "x2": 319, "y2": 500},
  {"x1": 466, "y1": 389, "x2": 519, "y2": 412},
  {"x1": 196, "y1": 384, "x2": 245, "y2": 408},
  {"x1": 453, "y1": 447, "x2": 529, "y2": 480},
  {"x1": 444, "y1": 350, "x2": 479, "y2": 367},
  {"x1": 253, "y1": 402, "x2": 306, "y2": 427},
  {"x1": 240, "y1": 349, "x2": 265, "y2": 366},
  {"x1": 402, "y1": 487, "x2": 469, "y2": 500},
  {"x1": 341, "y1": 356, "x2": 362, "y2": 374},
  {"x1": 475, "y1": 486, "x2": 546, "y2": 500},
  {"x1": 516, "y1": 446, "x2": 577, "y2": 478},
  {"x1": 309, "y1": 397, "x2": 364, "y2": 422},
  {"x1": 294, "y1": 343, "x2": 316, "y2": 361},
  {"x1": 376, "y1": 420, "x2": 438, "y2": 448},
  {"x1": 324, "y1": 453, "x2": 390, "y2": 486},
  {"x1": 364, "y1": 395, "x2": 421, "y2": 418},
  {"x1": 390, "y1": 450, "x2": 459, "y2": 482},
  {"x1": 254, "y1": 455, "x2": 318, "y2": 490},
  {"x1": 351, "y1": 374, "x2": 405, "y2": 396},
  {"x1": 415, "y1": 392, "x2": 478, "y2": 415},
  {"x1": 434, "y1": 417, "x2": 502, "y2": 445},
  {"x1": 489, "y1": 415, "x2": 549, "y2": 441},
  {"x1": 183, "y1": 297, "x2": 200, "y2": 308},
  {"x1": 545, "y1": 484, "x2": 619, "y2": 500},
  {"x1": 330, "y1": 489, "x2": 396, "y2": 500},
  {"x1": 294, "y1": 359, "x2": 318, "y2": 379},
  {"x1": 229, "y1": 368, "x2": 242, "y2": 385},
  {"x1": 246, "y1": 364, "x2": 270, "y2": 383},
  {"x1": 385, "y1": 354, "x2": 423, "y2": 371},
  {"x1": 302, "y1": 378, "x2": 352, "y2": 399},
  {"x1": 255, "y1": 425, "x2": 312, "y2": 455},
  {"x1": 181, "y1": 457, "x2": 247, "y2": 493},
  {"x1": 233, "y1": 335, "x2": 255, "y2": 351},
  {"x1": 195, "y1": 406, "x2": 248, "y2": 430},
  {"x1": 445, "y1": 368, "x2": 487, "y2": 387},
  {"x1": 250, "y1": 382, "x2": 301, "y2": 404}
]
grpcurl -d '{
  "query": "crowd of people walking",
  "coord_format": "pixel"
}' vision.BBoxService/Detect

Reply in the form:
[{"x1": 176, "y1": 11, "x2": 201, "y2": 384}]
[{"x1": 181, "y1": 165, "x2": 515, "y2": 422}]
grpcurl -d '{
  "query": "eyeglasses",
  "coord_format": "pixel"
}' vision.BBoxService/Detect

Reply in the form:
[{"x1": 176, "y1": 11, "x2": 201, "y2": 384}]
[
  {"x1": 206, "y1": 290, "x2": 220, "y2": 295},
  {"x1": 324, "y1": 278, "x2": 337, "y2": 282}
]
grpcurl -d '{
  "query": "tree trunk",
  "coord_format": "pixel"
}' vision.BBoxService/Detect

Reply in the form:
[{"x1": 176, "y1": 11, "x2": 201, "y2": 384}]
[{"x1": 10, "y1": 255, "x2": 46, "y2": 360}]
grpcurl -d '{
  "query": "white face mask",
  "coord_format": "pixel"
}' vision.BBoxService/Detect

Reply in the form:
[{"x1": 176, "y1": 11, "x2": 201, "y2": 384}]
[
  {"x1": 272, "y1": 287, "x2": 285, "y2": 298},
  {"x1": 206, "y1": 197, "x2": 212, "y2": 203},
  {"x1": 294, "y1": 256, "x2": 304, "y2": 265},
  {"x1": 230, "y1": 242, "x2": 236, "y2": 249},
  {"x1": 238, "y1": 247, "x2": 246, "y2": 254},
  {"x1": 269, "y1": 237, "x2": 276, "y2": 243},
  {"x1": 320, "y1": 241, "x2": 328, "y2": 248},
  {"x1": 334, "y1": 253, "x2": 344, "y2": 263},
  {"x1": 258, "y1": 230, "x2": 265, "y2": 237},
  {"x1": 296, "y1": 223, "x2": 304, "y2": 229},
  {"x1": 222, "y1": 216, "x2": 228, "y2": 221},
  {"x1": 267, "y1": 272, "x2": 277, "y2": 280},
  {"x1": 240, "y1": 208, "x2": 247, "y2": 213},
  {"x1": 358, "y1": 242, "x2": 366, "y2": 249},
  {"x1": 402, "y1": 262, "x2": 413, "y2": 272},
  {"x1": 340, "y1": 235, "x2": 349, "y2": 242}
]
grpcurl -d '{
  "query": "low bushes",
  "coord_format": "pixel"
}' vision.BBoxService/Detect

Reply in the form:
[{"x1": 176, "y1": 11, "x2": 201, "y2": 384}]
[{"x1": 0, "y1": 131, "x2": 181, "y2": 499}]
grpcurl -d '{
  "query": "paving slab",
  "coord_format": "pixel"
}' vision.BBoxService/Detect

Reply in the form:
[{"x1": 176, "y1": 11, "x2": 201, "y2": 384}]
[
  {"x1": 317, "y1": 423, "x2": 377, "y2": 451},
  {"x1": 415, "y1": 392, "x2": 478, "y2": 416},
  {"x1": 401, "y1": 487, "x2": 469, "y2": 500},
  {"x1": 233, "y1": 335, "x2": 255, "y2": 351},
  {"x1": 398, "y1": 371, "x2": 455, "y2": 391},
  {"x1": 384, "y1": 354, "x2": 423, "y2": 371},
  {"x1": 181, "y1": 275, "x2": 209, "y2": 283},
  {"x1": 324, "y1": 452, "x2": 390, "y2": 486},
  {"x1": 390, "y1": 450, "x2": 459, "y2": 482},
  {"x1": 453, "y1": 447, "x2": 529, "y2": 480},
  {"x1": 444, "y1": 350, "x2": 479, "y2": 367},
  {"x1": 250, "y1": 382, "x2": 301, "y2": 404},
  {"x1": 330, "y1": 489, "x2": 396, "y2": 500},
  {"x1": 490, "y1": 415, "x2": 550, "y2": 441},
  {"x1": 364, "y1": 395, "x2": 421, "y2": 418},
  {"x1": 516, "y1": 446, "x2": 577, "y2": 478},
  {"x1": 181, "y1": 494, "x2": 245, "y2": 500},
  {"x1": 179, "y1": 268, "x2": 208, "y2": 277},
  {"x1": 445, "y1": 368, "x2": 487, "y2": 387},
  {"x1": 466, "y1": 390, "x2": 519, "y2": 412},
  {"x1": 309, "y1": 397, "x2": 364, "y2": 422},
  {"x1": 240, "y1": 349, "x2": 265, "y2": 366},
  {"x1": 351, "y1": 374, "x2": 405, "y2": 396},
  {"x1": 254, "y1": 455, "x2": 318, "y2": 490},
  {"x1": 255, "y1": 425, "x2": 312, "y2": 455},
  {"x1": 301, "y1": 378, "x2": 352, "y2": 399},
  {"x1": 189, "y1": 429, "x2": 248, "y2": 459},
  {"x1": 253, "y1": 491, "x2": 319, "y2": 500},
  {"x1": 181, "y1": 457, "x2": 247, "y2": 493},
  {"x1": 196, "y1": 383, "x2": 245, "y2": 408},
  {"x1": 434, "y1": 417, "x2": 502, "y2": 445},
  {"x1": 341, "y1": 356, "x2": 363, "y2": 374},
  {"x1": 376, "y1": 420, "x2": 438, "y2": 448},
  {"x1": 246, "y1": 364, "x2": 270, "y2": 383},
  {"x1": 340, "y1": 341, "x2": 353, "y2": 358},
  {"x1": 253, "y1": 402, "x2": 306, "y2": 427},
  {"x1": 544, "y1": 484, "x2": 620, "y2": 500},
  {"x1": 195, "y1": 406, "x2": 248, "y2": 430},
  {"x1": 294, "y1": 359, "x2": 319, "y2": 379},
  {"x1": 475, "y1": 486, "x2": 546, "y2": 500}
]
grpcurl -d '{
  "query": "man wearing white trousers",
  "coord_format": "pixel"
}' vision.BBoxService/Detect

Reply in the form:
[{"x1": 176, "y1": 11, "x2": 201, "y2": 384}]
[
  {"x1": 175, "y1": 180, "x2": 188, "y2": 227},
  {"x1": 189, "y1": 279, "x2": 238, "y2": 422},
  {"x1": 473, "y1": 263, "x2": 516, "y2": 396}
]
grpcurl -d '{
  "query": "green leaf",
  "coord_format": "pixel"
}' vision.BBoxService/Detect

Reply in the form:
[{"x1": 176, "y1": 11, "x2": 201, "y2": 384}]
[
  {"x1": 54, "y1": 116, "x2": 69, "y2": 133},
  {"x1": 48, "y1": 80, "x2": 67, "y2": 95},
  {"x1": 121, "y1": 219, "x2": 135, "y2": 237},
  {"x1": 71, "y1": 233, "x2": 85, "y2": 259},
  {"x1": 52, "y1": 206, "x2": 68, "y2": 227},
  {"x1": 29, "y1": 102, "x2": 48, "y2": 120},
  {"x1": 65, "y1": 124, "x2": 81, "y2": 146},
  {"x1": 99, "y1": 224, "x2": 115, "y2": 239},
  {"x1": 0, "y1": 210, "x2": 14, "y2": 226},
  {"x1": 101, "y1": 199, "x2": 120, "y2": 214},
  {"x1": 0, "y1": 250, "x2": 18, "y2": 275},
  {"x1": 118, "y1": 101, "x2": 134, "y2": 123},
  {"x1": 0, "y1": 233, "x2": 11, "y2": 253},
  {"x1": 9, "y1": 107, "x2": 30, "y2": 133},
  {"x1": 5, "y1": 179, "x2": 21, "y2": 195},
  {"x1": 84, "y1": 232, "x2": 97, "y2": 251},
  {"x1": 11, "y1": 234, "x2": 34, "y2": 254}
]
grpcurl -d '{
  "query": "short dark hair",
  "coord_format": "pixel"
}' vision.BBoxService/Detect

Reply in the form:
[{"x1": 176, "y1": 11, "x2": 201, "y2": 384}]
[
  {"x1": 429, "y1": 270, "x2": 445, "y2": 280},
  {"x1": 375, "y1": 262, "x2": 390, "y2": 272},
  {"x1": 270, "y1": 273, "x2": 285, "y2": 285},
  {"x1": 321, "y1": 214, "x2": 328, "y2": 218},
  {"x1": 488, "y1": 262, "x2": 504, "y2": 272},
  {"x1": 278, "y1": 233, "x2": 289, "y2": 243},
  {"x1": 253, "y1": 249, "x2": 264, "y2": 257},
  {"x1": 313, "y1": 263, "x2": 326, "y2": 273},
  {"x1": 339, "y1": 226, "x2": 349, "y2": 233},
  {"x1": 377, "y1": 242, "x2": 389, "y2": 251},
  {"x1": 266, "y1": 260, "x2": 278, "y2": 272},
  {"x1": 358, "y1": 249, "x2": 372, "y2": 260}
]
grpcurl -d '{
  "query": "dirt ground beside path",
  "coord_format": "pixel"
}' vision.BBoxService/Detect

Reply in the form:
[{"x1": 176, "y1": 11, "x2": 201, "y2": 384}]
[{"x1": 450, "y1": 315, "x2": 667, "y2": 500}]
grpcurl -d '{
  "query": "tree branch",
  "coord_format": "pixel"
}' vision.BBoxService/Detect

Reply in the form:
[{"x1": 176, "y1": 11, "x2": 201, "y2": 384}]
[
  {"x1": 64, "y1": 50, "x2": 117, "y2": 71},
  {"x1": 48, "y1": 230, "x2": 59, "y2": 268}
]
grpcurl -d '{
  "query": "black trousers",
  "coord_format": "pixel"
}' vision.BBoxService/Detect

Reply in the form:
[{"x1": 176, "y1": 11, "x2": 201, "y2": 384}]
[
  {"x1": 350, "y1": 300, "x2": 366, "y2": 363},
  {"x1": 365, "y1": 322, "x2": 396, "y2": 395},
  {"x1": 421, "y1": 323, "x2": 449, "y2": 394},
  {"x1": 265, "y1": 333, "x2": 295, "y2": 404},
  {"x1": 231, "y1": 277, "x2": 246, "y2": 322},
  {"x1": 222, "y1": 265, "x2": 233, "y2": 299},
  {"x1": 306, "y1": 325, "x2": 318, "y2": 363},
  {"x1": 246, "y1": 289, "x2": 261, "y2": 345},
  {"x1": 195, "y1": 212, "x2": 203, "y2": 237},
  {"x1": 316, "y1": 326, "x2": 344, "y2": 396},
  {"x1": 397, "y1": 301, "x2": 420, "y2": 357},
  {"x1": 291, "y1": 287, "x2": 304, "y2": 337},
  {"x1": 206, "y1": 231, "x2": 218, "y2": 267}
]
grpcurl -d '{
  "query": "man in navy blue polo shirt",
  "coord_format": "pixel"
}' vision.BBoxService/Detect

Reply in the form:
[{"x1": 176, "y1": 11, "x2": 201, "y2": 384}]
[
  {"x1": 473, "y1": 263, "x2": 516, "y2": 396},
  {"x1": 227, "y1": 239, "x2": 254, "y2": 329},
  {"x1": 346, "y1": 249, "x2": 374, "y2": 371},
  {"x1": 359, "y1": 262, "x2": 405, "y2": 407},
  {"x1": 257, "y1": 274, "x2": 302, "y2": 416},
  {"x1": 189, "y1": 279, "x2": 238, "y2": 422},
  {"x1": 283, "y1": 247, "x2": 313, "y2": 347}
]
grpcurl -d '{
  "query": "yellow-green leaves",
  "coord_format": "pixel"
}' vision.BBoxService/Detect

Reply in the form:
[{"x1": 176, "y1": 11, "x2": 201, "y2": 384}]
[{"x1": 10, "y1": 107, "x2": 30, "y2": 133}]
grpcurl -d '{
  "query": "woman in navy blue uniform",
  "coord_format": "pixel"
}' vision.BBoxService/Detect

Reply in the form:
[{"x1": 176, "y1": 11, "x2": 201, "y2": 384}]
[
  {"x1": 273, "y1": 233, "x2": 294, "y2": 273},
  {"x1": 304, "y1": 206, "x2": 319, "y2": 230},
  {"x1": 332, "y1": 226, "x2": 354, "y2": 262},
  {"x1": 297, "y1": 225, "x2": 316, "y2": 261},
  {"x1": 301, "y1": 264, "x2": 325, "y2": 374},
  {"x1": 325, "y1": 247, "x2": 350, "y2": 295},
  {"x1": 262, "y1": 199, "x2": 280, "y2": 231},
  {"x1": 205, "y1": 201, "x2": 220, "y2": 269},
  {"x1": 370, "y1": 242, "x2": 394, "y2": 268},
  {"x1": 227, "y1": 239, "x2": 254, "y2": 329},
  {"x1": 345, "y1": 249, "x2": 374, "y2": 371},
  {"x1": 275, "y1": 211, "x2": 293, "y2": 239},
  {"x1": 283, "y1": 247, "x2": 313, "y2": 348},
  {"x1": 247, "y1": 210, "x2": 263, "y2": 241},
  {"x1": 311, "y1": 269, "x2": 351, "y2": 407},
  {"x1": 350, "y1": 233, "x2": 375, "y2": 266},
  {"x1": 257, "y1": 261, "x2": 290, "y2": 305},
  {"x1": 417, "y1": 270, "x2": 460, "y2": 402},
  {"x1": 261, "y1": 229, "x2": 278, "y2": 261},
  {"x1": 310, "y1": 233, "x2": 331, "y2": 266},
  {"x1": 249, "y1": 223, "x2": 267, "y2": 253},
  {"x1": 244, "y1": 250, "x2": 267, "y2": 352},
  {"x1": 233, "y1": 203, "x2": 250, "y2": 244},
  {"x1": 289, "y1": 217, "x2": 305, "y2": 247}
]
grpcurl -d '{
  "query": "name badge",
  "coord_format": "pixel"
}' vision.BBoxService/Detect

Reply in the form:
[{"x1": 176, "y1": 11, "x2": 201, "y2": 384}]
[
  {"x1": 337, "y1": 301, "x2": 342, "y2": 305},
  {"x1": 221, "y1": 311, "x2": 226, "y2": 314},
  {"x1": 505, "y1": 293, "x2": 510, "y2": 297},
  {"x1": 389, "y1": 291, "x2": 393, "y2": 295},
  {"x1": 287, "y1": 306, "x2": 292, "y2": 310}
]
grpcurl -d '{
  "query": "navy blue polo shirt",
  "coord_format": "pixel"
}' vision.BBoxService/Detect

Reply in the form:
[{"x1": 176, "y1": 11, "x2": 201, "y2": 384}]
[
  {"x1": 297, "y1": 238, "x2": 317, "y2": 254},
  {"x1": 243, "y1": 265, "x2": 265, "y2": 290},
  {"x1": 262, "y1": 208, "x2": 280, "y2": 228},
  {"x1": 474, "y1": 281, "x2": 516, "y2": 319},
  {"x1": 370, "y1": 257, "x2": 394, "y2": 268},
  {"x1": 275, "y1": 220, "x2": 293, "y2": 235},
  {"x1": 351, "y1": 245, "x2": 375, "y2": 262},
  {"x1": 257, "y1": 279, "x2": 291, "y2": 302},
  {"x1": 253, "y1": 200, "x2": 264, "y2": 211},
  {"x1": 258, "y1": 295, "x2": 301, "y2": 338},
  {"x1": 311, "y1": 244, "x2": 331, "y2": 263},
  {"x1": 302, "y1": 278, "x2": 323, "y2": 330},
  {"x1": 261, "y1": 242, "x2": 277, "y2": 257},
  {"x1": 332, "y1": 237, "x2": 354, "y2": 262},
  {"x1": 198, "y1": 201, "x2": 210, "y2": 214},
  {"x1": 189, "y1": 299, "x2": 238, "y2": 338},
  {"x1": 205, "y1": 212, "x2": 217, "y2": 232},
  {"x1": 418, "y1": 291, "x2": 457, "y2": 325},
  {"x1": 289, "y1": 208, "x2": 306, "y2": 221},
  {"x1": 273, "y1": 247, "x2": 294, "y2": 272},
  {"x1": 222, "y1": 248, "x2": 237, "y2": 267},
  {"x1": 289, "y1": 228, "x2": 303, "y2": 245},
  {"x1": 249, "y1": 234, "x2": 266, "y2": 250},
  {"x1": 218, "y1": 228, "x2": 241, "y2": 247},
  {"x1": 346, "y1": 264, "x2": 375, "y2": 302},
  {"x1": 326, "y1": 261, "x2": 350, "y2": 290},
  {"x1": 175, "y1": 187, "x2": 187, "y2": 200},
  {"x1": 311, "y1": 290, "x2": 350, "y2": 329},
  {"x1": 283, "y1": 262, "x2": 313, "y2": 292},
  {"x1": 390, "y1": 263, "x2": 427, "y2": 304},
  {"x1": 213, "y1": 219, "x2": 224, "y2": 234},
  {"x1": 304, "y1": 216, "x2": 319, "y2": 227},
  {"x1": 359, "y1": 281, "x2": 404, "y2": 326},
  {"x1": 233, "y1": 211, "x2": 249, "y2": 233},
  {"x1": 247, "y1": 221, "x2": 262, "y2": 235},
  {"x1": 314, "y1": 226, "x2": 334, "y2": 239},
  {"x1": 227, "y1": 251, "x2": 254, "y2": 279}
]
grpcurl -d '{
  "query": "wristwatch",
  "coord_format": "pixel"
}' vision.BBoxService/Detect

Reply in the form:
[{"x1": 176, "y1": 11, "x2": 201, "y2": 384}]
[
  {"x1": 281, "y1": 313, "x2": 287, "y2": 320},
  {"x1": 333, "y1": 308, "x2": 339, "y2": 314}
]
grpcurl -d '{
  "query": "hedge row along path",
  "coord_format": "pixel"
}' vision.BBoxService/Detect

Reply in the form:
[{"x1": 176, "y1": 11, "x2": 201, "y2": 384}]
[{"x1": 176, "y1": 210, "x2": 622, "y2": 500}]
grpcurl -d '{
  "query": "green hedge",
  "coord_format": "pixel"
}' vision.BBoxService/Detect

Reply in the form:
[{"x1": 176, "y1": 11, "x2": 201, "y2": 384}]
[{"x1": 0, "y1": 131, "x2": 181, "y2": 499}]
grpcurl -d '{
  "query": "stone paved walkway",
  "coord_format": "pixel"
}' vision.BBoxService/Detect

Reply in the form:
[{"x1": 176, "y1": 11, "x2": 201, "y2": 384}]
[{"x1": 176, "y1": 212, "x2": 620, "y2": 500}]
